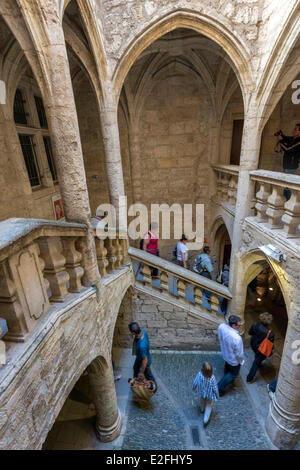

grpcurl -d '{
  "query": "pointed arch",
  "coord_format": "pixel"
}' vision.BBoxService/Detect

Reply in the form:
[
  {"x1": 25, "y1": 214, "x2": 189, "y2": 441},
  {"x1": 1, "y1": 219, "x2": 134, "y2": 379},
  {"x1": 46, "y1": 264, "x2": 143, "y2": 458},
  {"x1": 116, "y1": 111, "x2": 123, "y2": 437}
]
[{"x1": 112, "y1": 9, "x2": 254, "y2": 108}]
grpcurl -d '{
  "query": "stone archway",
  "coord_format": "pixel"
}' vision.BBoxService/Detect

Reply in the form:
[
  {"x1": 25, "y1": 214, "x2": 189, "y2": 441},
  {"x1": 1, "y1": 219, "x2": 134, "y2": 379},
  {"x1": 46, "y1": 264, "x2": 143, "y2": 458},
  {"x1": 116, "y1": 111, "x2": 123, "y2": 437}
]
[
  {"x1": 112, "y1": 9, "x2": 254, "y2": 105},
  {"x1": 229, "y1": 248, "x2": 300, "y2": 449}
]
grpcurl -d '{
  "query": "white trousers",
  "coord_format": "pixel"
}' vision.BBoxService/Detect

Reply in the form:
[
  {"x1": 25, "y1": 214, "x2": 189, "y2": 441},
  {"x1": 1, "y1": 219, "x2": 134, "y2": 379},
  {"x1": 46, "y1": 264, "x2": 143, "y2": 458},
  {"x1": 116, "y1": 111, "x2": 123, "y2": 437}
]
[{"x1": 200, "y1": 398, "x2": 213, "y2": 425}]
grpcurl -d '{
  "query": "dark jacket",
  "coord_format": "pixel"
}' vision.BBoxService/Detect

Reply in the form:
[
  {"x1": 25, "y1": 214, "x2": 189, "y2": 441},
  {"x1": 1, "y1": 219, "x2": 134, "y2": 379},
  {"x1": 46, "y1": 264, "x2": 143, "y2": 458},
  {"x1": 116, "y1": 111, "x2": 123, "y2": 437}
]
[
  {"x1": 248, "y1": 322, "x2": 275, "y2": 354},
  {"x1": 280, "y1": 135, "x2": 300, "y2": 170}
]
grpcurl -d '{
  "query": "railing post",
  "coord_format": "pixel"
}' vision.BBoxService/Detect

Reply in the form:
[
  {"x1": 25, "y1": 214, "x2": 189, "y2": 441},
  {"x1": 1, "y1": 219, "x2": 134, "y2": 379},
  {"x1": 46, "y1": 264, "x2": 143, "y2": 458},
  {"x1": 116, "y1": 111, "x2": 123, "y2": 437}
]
[
  {"x1": 177, "y1": 280, "x2": 188, "y2": 304},
  {"x1": 95, "y1": 238, "x2": 108, "y2": 276},
  {"x1": 255, "y1": 181, "x2": 271, "y2": 222},
  {"x1": 142, "y1": 264, "x2": 152, "y2": 287},
  {"x1": 62, "y1": 237, "x2": 84, "y2": 293},
  {"x1": 104, "y1": 238, "x2": 117, "y2": 272},
  {"x1": 266, "y1": 185, "x2": 285, "y2": 228},
  {"x1": 38, "y1": 237, "x2": 70, "y2": 302},
  {"x1": 194, "y1": 286, "x2": 203, "y2": 308},
  {"x1": 210, "y1": 293, "x2": 220, "y2": 316},
  {"x1": 160, "y1": 271, "x2": 169, "y2": 296},
  {"x1": 282, "y1": 190, "x2": 300, "y2": 236},
  {"x1": 114, "y1": 237, "x2": 123, "y2": 268}
]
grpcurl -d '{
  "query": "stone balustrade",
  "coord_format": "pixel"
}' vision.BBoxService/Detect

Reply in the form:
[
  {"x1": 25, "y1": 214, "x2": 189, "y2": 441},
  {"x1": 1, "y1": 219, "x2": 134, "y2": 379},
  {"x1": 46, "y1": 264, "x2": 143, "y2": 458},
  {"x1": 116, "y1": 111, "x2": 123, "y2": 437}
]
[
  {"x1": 94, "y1": 226, "x2": 129, "y2": 276},
  {"x1": 250, "y1": 170, "x2": 300, "y2": 237},
  {"x1": 213, "y1": 164, "x2": 240, "y2": 206},
  {"x1": 129, "y1": 247, "x2": 231, "y2": 317},
  {"x1": 0, "y1": 219, "x2": 130, "y2": 355},
  {"x1": 0, "y1": 218, "x2": 90, "y2": 346}
]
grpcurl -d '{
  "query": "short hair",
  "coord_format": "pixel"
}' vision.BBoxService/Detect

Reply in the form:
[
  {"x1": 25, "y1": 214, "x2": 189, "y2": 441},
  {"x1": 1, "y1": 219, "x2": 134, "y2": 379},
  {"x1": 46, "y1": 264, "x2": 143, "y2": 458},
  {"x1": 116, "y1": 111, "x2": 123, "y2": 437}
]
[
  {"x1": 259, "y1": 312, "x2": 273, "y2": 325},
  {"x1": 228, "y1": 315, "x2": 241, "y2": 326},
  {"x1": 203, "y1": 245, "x2": 210, "y2": 253},
  {"x1": 202, "y1": 361, "x2": 213, "y2": 379},
  {"x1": 181, "y1": 234, "x2": 188, "y2": 241},
  {"x1": 128, "y1": 322, "x2": 141, "y2": 334}
]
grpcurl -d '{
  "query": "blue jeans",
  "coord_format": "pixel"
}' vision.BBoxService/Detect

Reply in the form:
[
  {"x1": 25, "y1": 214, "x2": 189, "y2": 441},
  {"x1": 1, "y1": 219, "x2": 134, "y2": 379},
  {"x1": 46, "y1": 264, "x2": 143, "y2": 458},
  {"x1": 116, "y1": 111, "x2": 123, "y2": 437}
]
[
  {"x1": 247, "y1": 351, "x2": 266, "y2": 382},
  {"x1": 133, "y1": 359, "x2": 156, "y2": 386},
  {"x1": 283, "y1": 168, "x2": 297, "y2": 200},
  {"x1": 218, "y1": 362, "x2": 241, "y2": 393},
  {"x1": 268, "y1": 378, "x2": 278, "y2": 393},
  {"x1": 200, "y1": 271, "x2": 212, "y2": 299}
]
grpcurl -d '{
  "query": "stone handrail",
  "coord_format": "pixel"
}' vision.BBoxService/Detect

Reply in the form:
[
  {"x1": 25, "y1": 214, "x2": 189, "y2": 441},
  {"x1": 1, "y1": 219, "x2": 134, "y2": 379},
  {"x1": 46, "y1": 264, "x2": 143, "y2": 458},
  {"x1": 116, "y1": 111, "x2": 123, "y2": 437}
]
[
  {"x1": 250, "y1": 170, "x2": 300, "y2": 237},
  {"x1": 0, "y1": 218, "x2": 130, "y2": 349},
  {"x1": 129, "y1": 247, "x2": 231, "y2": 317},
  {"x1": 213, "y1": 164, "x2": 240, "y2": 206},
  {"x1": 93, "y1": 226, "x2": 129, "y2": 276}
]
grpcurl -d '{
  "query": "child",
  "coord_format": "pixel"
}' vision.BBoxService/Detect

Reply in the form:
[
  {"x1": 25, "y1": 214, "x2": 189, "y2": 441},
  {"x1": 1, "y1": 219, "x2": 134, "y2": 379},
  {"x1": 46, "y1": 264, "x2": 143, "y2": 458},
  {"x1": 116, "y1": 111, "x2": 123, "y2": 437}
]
[{"x1": 192, "y1": 362, "x2": 219, "y2": 426}]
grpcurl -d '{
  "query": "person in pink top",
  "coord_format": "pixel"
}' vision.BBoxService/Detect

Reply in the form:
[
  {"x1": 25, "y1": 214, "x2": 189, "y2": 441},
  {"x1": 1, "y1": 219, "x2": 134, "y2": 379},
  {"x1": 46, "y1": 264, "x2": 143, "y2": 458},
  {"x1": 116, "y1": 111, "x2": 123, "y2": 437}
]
[{"x1": 143, "y1": 222, "x2": 159, "y2": 278}]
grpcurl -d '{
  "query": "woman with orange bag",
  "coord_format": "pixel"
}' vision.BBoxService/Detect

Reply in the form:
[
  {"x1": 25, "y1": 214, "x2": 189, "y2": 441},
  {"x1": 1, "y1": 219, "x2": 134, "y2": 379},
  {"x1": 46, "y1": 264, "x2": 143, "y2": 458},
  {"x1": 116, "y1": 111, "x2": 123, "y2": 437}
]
[{"x1": 246, "y1": 312, "x2": 275, "y2": 383}]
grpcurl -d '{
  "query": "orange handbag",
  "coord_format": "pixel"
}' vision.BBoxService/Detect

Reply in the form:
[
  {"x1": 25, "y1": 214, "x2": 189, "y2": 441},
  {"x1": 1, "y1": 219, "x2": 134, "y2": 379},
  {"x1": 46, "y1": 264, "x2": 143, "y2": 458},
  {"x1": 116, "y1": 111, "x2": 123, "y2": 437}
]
[{"x1": 258, "y1": 330, "x2": 274, "y2": 357}]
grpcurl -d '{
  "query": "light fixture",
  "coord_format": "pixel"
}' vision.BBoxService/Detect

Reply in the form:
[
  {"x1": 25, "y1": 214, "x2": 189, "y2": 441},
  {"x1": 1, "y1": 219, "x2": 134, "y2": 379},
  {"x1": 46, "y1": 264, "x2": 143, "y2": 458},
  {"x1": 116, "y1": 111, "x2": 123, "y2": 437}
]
[
  {"x1": 257, "y1": 298, "x2": 262, "y2": 302},
  {"x1": 259, "y1": 244, "x2": 286, "y2": 263},
  {"x1": 269, "y1": 287, "x2": 273, "y2": 291}
]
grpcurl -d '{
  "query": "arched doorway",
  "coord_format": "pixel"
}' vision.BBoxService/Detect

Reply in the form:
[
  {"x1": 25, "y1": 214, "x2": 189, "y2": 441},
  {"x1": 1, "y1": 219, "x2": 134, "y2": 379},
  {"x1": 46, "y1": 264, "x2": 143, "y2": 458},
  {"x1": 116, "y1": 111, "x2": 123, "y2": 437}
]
[
  {"x1": 244, "y1": 260, "x2": 288, "y2": 374},
  {"x1": 117, "y1": 26, "x2": 244, "y2": 257}
]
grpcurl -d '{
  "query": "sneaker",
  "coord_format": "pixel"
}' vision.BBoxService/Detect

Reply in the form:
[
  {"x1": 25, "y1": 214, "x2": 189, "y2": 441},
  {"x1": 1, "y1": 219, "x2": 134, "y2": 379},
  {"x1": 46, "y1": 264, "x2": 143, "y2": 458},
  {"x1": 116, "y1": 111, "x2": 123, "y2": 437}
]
[
  {"x1": 267, "y1": 384, "x2": 275, "y2": 400},
  {"x1": 246, "y1": 377, "x2": 256, "y2": 384},
  {"x1": 114, "y1": 374, "x2": 122, "y2": 381},
  {"x1": 218, "y1": 390, "x2": 225, "y2": 397}
]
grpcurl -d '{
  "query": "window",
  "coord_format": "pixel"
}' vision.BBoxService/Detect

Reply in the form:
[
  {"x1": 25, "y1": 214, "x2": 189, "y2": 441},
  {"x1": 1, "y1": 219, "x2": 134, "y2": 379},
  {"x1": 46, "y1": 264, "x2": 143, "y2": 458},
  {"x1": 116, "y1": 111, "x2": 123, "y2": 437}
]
[
  {"x1": 230, "y1": 119, "x2": 244, "y2": 165},
  {"x1": 34, "y1": 96, "x2": 48, "y2": 128},
  {"x1": 14, "y1": 89, "x2": 27, "y2": 125},
  {"x1": 18, "y1": 134, "x2": 41, "y2": 187},
  {"x1": 43, "y1": 136, "x2": 57, "y2": 182}
]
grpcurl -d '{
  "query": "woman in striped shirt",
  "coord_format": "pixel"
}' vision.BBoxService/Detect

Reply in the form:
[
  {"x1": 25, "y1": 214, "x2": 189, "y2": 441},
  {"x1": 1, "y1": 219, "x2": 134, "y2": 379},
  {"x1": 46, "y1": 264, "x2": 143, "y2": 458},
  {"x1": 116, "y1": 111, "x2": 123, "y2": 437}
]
[{"x1": 192, "y1": 362, "x2": 219, "y2": 426}]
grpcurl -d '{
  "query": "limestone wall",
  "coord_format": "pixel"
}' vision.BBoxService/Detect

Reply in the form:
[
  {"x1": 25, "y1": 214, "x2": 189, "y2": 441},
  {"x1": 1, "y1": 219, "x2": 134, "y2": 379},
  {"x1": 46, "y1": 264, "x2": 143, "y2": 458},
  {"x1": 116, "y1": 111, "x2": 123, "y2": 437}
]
[
  {"x1": 113, "y1": 286, "x2": 222, "y2": 351},
  {"x1": 259, "y1": 73, "x2": 300, "y2": 173},
  {"x1": 0, "y1": 267, "x2": 133, "y2": 450}
]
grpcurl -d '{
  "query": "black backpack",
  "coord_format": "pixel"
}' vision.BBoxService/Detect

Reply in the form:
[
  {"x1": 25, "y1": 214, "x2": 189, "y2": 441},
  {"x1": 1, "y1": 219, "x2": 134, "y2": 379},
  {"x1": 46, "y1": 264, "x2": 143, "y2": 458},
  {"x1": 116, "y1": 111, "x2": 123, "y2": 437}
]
[{"x1": 172, "y1": 245, "x2": 177, "y2": 260}]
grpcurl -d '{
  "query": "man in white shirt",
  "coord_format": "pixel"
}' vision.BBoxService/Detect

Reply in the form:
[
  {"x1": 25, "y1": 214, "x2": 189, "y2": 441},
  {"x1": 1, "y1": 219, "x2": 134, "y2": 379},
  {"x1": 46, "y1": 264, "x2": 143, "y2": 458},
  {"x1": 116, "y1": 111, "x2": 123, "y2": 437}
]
[
  {"x1": 217, "y1": 315, "x2": 244, "y2": 396},
  {"x1": 176, "y1": 234, "x2": 189, "y2": 269}
]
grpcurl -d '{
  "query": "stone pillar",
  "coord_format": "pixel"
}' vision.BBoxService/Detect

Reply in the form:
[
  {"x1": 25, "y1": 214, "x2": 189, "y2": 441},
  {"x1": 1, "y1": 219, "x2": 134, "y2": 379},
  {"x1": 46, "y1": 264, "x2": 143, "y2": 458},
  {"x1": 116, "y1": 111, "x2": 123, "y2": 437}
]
[
  {"x1": 41, "y1": 30, "x2": 99, "y2": 286},
  {"x1": 229, "y1": 112, "x2": 261, "y2": 311},
  {"x1": 128, "y1": 126, "x2": 142, "y2": 203},
  {"x1": 266, "y1": 318, "x2": 300, "y2": 449},
  {"x1": 87, "y1": 356, "x2": 122, "y2": 442},
  {"x1": 100, "y1": 101, "x2": 126, "y2": 225}
]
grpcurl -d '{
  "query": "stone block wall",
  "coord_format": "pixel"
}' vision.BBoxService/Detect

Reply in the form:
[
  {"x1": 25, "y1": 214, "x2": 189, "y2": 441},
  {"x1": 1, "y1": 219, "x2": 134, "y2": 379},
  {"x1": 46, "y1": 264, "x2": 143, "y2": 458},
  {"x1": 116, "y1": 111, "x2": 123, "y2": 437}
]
[{"x1": 113, "y1": 287, "x2": 221, "y2": 351}]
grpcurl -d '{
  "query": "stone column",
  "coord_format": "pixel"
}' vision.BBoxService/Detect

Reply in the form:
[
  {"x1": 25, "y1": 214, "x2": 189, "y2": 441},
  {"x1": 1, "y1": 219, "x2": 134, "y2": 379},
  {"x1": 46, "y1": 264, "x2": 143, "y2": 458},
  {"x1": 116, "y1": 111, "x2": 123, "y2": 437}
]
[
  {"x1": 128, "y1": 124, "x2": 142, "y2": 203},
  {"x1": 41, "y1": 29, "x2": 99, "y2": 286},
  {"x1": 228, "y1": 111, "x2": 261, "y2": 312},
  {"x1": 87, "y1": 356, "x2": 122, "y2": 442},
  {"x1": 100, "y1": 100, "x2": 126, "y2": 226},
  {"x1": 266, "y1": 317, "x2": 300, "y2": 449}
]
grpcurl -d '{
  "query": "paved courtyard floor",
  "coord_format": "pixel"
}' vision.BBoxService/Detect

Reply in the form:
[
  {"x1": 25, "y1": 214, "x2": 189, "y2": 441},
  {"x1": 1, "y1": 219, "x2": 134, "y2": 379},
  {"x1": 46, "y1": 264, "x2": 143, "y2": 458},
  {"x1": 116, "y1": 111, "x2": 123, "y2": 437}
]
[{"x1": 43, "y1": 345, "x2": 300, "y2": 451}]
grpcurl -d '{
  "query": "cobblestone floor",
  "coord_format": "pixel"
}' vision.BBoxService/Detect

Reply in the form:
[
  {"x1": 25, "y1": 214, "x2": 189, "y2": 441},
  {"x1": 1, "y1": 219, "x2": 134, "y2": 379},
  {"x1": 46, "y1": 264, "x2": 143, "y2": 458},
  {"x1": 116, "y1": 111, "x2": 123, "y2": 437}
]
[
  {"x1": 122, "y1": 351, "x2": 273, "y2": 450},
  {"x1": 43, "y1": 348, "x2": 299, "y2": 450}
]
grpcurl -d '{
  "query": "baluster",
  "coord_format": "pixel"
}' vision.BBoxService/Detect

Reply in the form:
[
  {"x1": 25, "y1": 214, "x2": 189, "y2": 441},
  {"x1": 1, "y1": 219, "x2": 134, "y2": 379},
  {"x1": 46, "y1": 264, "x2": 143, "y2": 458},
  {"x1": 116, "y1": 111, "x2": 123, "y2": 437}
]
[
  {"x1": 142, "y1": 264, "x2": 152, "y2": 287},
  {"x1": 282, "y1": 190, "x2": 300, "y2": 236},
  {"x1": 120, "y1": 237, "x2": 130, "y2": 265},
  {"x1": 0, "y1": 261, "x2": 26, "y2": 342},
  {"x1": 266, "y1": 185, "x2": 285, "y2": 228},
  {"x1": 95, "y1": 238, "x2": 108, "y2": 276},
  {"x1": 62, "y1": 237, "x2": 84, "y2": 292},
  {"x1": 194, "y1": 286, "x2": 203, "y2": 309},
  {"x1": 114, "y1": 238, "x2": 123, "y2": 268},
  {"x1": 37, "y1": 243, "x2": 50, "y2": 293},
  {"x1": 221, "y1": 174, "x2": 229, "y2": 203},
  {"x1": 160, "y1": 271, "x2": 169, "y2": 296},
  {"x1": 177, "y1": 279, "x2": 188, "y2": 303},
  {"x1": 216, "y1": 171, "x2": 223, "y2": 202},
  {"x1": 228, "y1": 176, "x2": 238, "y2": 205},
  {"x1": 104, "y1": 238, "x2": 117, "y2": 272},
  {"x1": 210, "y1": 293, "x2": 220, "y2": 316},
  {"x1": 38, "y1": 237, "x2": 69, "y2": 302},
  {"x1": 255, "y1": 182, "x2": 271, "y2": 222}
]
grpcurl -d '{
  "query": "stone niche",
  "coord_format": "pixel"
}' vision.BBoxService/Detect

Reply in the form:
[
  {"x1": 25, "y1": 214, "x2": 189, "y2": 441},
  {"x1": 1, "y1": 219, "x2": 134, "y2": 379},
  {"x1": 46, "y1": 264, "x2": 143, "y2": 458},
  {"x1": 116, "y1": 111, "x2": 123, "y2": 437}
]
[{"x1": 0, "y1": 243, "x2": 50, "y2": 342}]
